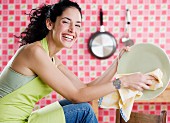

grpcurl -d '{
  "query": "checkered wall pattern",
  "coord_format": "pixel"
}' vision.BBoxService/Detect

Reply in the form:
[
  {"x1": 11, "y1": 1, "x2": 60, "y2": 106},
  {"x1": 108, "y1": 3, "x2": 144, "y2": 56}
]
[{"x1": 0, "y1": 0, "x2": 170, "y2": 122}]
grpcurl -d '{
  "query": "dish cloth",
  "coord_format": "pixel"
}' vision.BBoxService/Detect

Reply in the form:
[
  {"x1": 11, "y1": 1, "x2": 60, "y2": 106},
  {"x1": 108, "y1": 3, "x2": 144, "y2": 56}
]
[{"x1": 98, "y1": 68, "x2": 163, "y2": 122}]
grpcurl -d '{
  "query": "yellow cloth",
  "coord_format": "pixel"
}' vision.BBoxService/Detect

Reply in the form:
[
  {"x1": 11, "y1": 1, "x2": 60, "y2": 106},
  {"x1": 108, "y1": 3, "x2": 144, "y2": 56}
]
[{"x1": 99, "y1": 68, "x2": 163, "y2": 122}]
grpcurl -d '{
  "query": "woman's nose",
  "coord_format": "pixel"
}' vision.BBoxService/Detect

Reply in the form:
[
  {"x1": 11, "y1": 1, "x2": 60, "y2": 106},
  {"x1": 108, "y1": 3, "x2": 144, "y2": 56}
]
[{"x1": 68, "y1": 24, "x2": 75, "y2": 33}]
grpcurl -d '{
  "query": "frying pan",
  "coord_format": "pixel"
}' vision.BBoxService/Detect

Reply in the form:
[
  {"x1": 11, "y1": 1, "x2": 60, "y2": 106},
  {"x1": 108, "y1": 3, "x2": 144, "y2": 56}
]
[{"x1": 88, "y1": 8, "x2": 117, "y2": 59}]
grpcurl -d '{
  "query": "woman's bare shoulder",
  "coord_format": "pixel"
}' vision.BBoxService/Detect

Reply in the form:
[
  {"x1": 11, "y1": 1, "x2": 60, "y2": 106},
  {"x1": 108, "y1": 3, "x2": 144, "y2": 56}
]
[
  {"x1": 23, "y1": 41, "x2": 51, "y2": 66},
  {"x1": 23, "y1": 41, "x2": 44, "y2": 56},
  {"x1": 11, "y1": 41, "x2": 47, "y2": 76}
]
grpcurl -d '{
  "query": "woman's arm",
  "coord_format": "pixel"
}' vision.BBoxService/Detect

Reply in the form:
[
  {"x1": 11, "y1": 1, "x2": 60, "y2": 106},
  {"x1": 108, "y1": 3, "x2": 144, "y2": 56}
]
[
  {"x1": 87, "y1": 57, "x2": 118, "y2": 86},
  {"x1": 27, "y1": 45, "x2": 117, "y2": 103},
  {"x1": 88, "y1": 47, "x2": 129, "y2": 86},
  {"x1": 11, "y1": 44, "x2": 154, "y2": 103},
  {"x1": 54, "y1": 55, "x2": 118, "y2": 87}
]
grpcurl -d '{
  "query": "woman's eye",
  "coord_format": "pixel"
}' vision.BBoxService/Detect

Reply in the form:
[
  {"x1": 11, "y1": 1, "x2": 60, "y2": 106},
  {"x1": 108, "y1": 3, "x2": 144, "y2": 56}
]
[
  {"x1": 62, "y1": 20, "x2": 70, "y2": 24},
  {"x1": 75, "y1": 24, "x2": 81, "y2": 28}
]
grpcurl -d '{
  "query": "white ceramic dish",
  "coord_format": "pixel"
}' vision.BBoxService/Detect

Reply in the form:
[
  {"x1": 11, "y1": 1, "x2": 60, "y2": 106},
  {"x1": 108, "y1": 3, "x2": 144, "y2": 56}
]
[{"x1": 117, "y1": 43, "x2": 170, "y2": 100}]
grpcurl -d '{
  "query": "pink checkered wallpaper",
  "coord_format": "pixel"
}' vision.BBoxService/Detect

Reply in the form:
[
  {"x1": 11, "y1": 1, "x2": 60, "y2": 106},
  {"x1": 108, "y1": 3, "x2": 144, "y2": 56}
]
[{"x1": 1, "y1": 0, "x2": 170, "y2": 122}]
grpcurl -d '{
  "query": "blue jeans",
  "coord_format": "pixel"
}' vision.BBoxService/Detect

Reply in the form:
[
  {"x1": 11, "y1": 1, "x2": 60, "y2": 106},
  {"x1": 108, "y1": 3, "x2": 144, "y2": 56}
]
[{"x1": 59, "y1": 99, "x2": 98, "y2": 123}]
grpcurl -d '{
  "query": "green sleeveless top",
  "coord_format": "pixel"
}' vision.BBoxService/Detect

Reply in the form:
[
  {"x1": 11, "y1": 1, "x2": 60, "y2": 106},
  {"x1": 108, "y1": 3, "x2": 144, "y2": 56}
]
[
  {"x1": 0, "y1": 46, "x2": 36, "y2": 98},
  {"x1": 0, "y1": 38, "x2": 65, "y2": 123}
]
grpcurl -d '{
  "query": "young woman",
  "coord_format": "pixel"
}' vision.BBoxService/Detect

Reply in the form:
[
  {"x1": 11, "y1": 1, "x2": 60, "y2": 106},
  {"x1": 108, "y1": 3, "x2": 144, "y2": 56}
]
[{"x1": 0, "y1": 0, "x2": 154, "y2": 123}]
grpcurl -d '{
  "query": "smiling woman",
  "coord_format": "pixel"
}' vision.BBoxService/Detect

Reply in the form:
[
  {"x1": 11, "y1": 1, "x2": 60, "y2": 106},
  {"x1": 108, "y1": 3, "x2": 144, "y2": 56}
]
[
  {"x1": 50, "y1": 9, "x2": 82, "y2": 48},
  {"x1": 0, "y1": 1, "x2": 96, "y2": 123}
]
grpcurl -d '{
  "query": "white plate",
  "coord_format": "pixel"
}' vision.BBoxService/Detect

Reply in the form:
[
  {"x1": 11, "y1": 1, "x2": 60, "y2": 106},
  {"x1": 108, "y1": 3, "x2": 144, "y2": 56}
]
[{"x1": 117, "y1": 43, "x2": 170, "y2": 100}]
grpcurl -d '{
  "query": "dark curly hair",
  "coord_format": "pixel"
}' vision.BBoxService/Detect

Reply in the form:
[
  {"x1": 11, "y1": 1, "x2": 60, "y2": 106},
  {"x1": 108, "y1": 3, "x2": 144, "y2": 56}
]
[{"x1": 16, "y1": 0, "x2": 82, "y2": 46}]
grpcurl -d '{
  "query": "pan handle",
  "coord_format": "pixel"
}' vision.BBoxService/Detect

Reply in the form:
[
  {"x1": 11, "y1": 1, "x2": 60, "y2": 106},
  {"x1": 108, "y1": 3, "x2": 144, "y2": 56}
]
[
  {"x1": 125, "y1": 9, "x2": 131, "y2": 36},
  {"x1": 100, "y1": 8, "x2": 105, "y2": 32},
  {"x1": 100, "y1": 8, "x2": 103, "y2": 26},
  {"x1": 126, "y1": 9, "x2": 131, "y2": 24}
]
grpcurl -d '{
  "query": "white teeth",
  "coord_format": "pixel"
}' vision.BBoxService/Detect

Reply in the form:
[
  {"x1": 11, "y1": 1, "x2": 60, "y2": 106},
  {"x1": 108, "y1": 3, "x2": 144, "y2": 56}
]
[{"x1": 63, "y1": 35, "x2": 73, "y2": 40}]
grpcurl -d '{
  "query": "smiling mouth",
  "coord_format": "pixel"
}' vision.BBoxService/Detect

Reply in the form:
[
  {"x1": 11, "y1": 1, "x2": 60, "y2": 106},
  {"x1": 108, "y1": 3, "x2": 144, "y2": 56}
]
[{"x1": 63, "y1": 35, "x2": 74, "y2": 42}]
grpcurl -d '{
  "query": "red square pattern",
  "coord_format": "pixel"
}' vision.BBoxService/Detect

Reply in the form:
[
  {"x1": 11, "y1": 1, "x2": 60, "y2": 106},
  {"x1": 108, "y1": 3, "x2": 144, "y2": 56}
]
[{"x1": 1, "y1": 0, "x2": 170, "y2": 122}]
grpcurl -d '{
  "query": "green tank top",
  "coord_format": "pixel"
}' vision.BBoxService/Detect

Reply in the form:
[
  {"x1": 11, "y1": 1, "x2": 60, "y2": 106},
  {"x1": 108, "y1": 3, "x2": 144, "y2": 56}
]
[
  {"x1": 0, "y1": 67, "x2": 36, "y2": 98},
  {"x1": 0, "y1": 38, "x2": 65, "y2": 123},
  {"x1": 0, "y1": 45, "x2": 36, "y2": 98}
]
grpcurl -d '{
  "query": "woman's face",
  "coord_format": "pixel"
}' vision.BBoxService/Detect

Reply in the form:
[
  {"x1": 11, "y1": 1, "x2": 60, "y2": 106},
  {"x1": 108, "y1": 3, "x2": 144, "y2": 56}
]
[{"x1": 51, "y1": 7, "x2": 82, "y2": 49}]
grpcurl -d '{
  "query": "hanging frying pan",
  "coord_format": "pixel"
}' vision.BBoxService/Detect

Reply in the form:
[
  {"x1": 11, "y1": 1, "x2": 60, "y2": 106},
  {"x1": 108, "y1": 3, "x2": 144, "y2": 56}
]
[{"x1": 88, "y1": 8, "x2": 117, "y2": 59}]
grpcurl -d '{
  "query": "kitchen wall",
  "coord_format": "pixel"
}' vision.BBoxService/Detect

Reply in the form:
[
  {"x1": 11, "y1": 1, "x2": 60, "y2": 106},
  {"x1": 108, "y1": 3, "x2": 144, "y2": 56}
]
[{"x1": 0, "y1": 0, "x2": 170, "y2": 122}]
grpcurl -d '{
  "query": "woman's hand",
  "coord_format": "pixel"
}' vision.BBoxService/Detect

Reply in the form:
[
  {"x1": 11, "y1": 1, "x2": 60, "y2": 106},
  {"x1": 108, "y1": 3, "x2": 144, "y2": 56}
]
[
  {"x1": 114, "y1": 46, "x2": 130, "y2": 71},
  {"x1": 119, "y1": 73, "x2": 155, "y2": 91},
  {"x1": 118, "y1": 46, "x2": 130, "y2": 60}
]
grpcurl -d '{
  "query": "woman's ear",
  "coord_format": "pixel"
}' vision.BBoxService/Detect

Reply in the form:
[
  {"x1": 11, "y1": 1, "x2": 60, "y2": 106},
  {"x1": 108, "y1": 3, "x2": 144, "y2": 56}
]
[{"x1": 46, "y1": 18, "x2": 53, "y2": 30}]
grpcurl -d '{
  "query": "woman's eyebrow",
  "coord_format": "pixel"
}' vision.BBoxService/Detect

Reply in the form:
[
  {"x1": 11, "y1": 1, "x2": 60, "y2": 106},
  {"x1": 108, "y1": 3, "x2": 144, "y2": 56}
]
[{"x1": 61, "y1": 17, "x2": 82, "y2": 24}]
